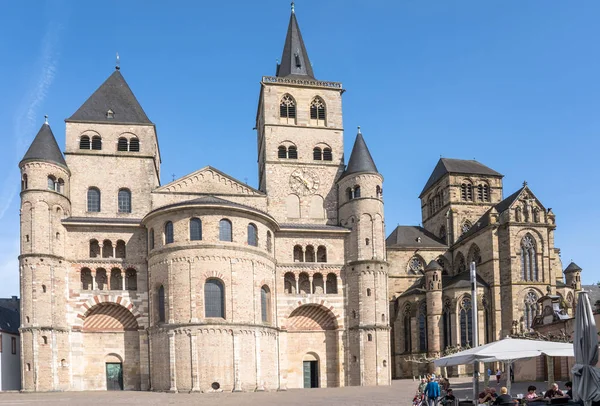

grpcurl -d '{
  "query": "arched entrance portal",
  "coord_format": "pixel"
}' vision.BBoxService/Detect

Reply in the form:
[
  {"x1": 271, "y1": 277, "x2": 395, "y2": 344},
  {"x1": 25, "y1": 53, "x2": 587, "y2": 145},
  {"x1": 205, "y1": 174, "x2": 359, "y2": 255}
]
[
  {"x1": 82, "y1": 303, "x2": 140, "y2": 390},
  {"x1": 286, "y1": 304, "x2": 340, "y2": 388}
]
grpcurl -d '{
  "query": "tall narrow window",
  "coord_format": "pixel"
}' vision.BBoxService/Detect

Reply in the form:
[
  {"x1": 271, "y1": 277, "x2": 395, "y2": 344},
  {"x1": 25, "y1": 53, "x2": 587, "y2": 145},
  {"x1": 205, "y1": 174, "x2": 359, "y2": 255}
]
[
  {"x1": 403, "y1": 311, "x2": 412, "y2": 352},
  {"x1": 523, "y1": 291, "x2": 538, "y2": 331},
  {"x1": 158, "y1": 285, "x2": 165, "y2": 322},
  {"x1": 118, "y1": 189, "x2": 131, "y2": 213},
  {"x1": 477, "y1": 184, "x2": 484, "y2": 201},
  {"x1": 419, "y1": 301, "x2": 428, "y2": 352},
  {"x1": 326, "y1": 273, "x2": 338, "y2": 294},
  {"x1": 521, "y1": 234, "x2": 538, "y2": 281},
  {"x1": 91, "y1": 136, "x2": 102, "y2": 150},
  {"x1": 279, "y1": 94, "x2": 296, "y2": 122},
  {"x1": 89, "y1": 239, "x2": 100, "y2": 258},
  {"x1": 87, "y1": 188, "x2": 101, "y2": 212},
  {"x1": 288, "y1": 146, "x2": 298, "y2": 159},
  {"x1": 115, "y1": 240, "x2": 126, "y2": 258},
  {"x1": 205, "y1": 279, "x2": 225, "y2": 318},
  {"x1": 305, "y1": 245, "x2": 315, "y2": 262},
  {"x1": 466, "y1": 183, "x2": 473, "y2": 201},
  {"x1": 313, "y1": 147, "x2": 322, "y2": 160},
  {"x1": 79, "y1": 136, "x2": 91, "y2": 149},
  {"x1": 126, "y1": 269, "x2": 137, "y2": 290},
  {"x1": 460, "y1": 297, "x2": 473, "y2": 347},
  {"x1": 354, "y1": 186, "x2": 361, "y2": 198},
  {"x1": 483, "y1": 184, "x2": 490, "y2": 201},
  {"x1": 317, "y1": 246, "x2": 327, "y2": 262},
  {"x1": 278, "y1": 146, "x2": 287, "y2": 158},
  {"x1": 247, "y1": 223, "x2": 258, "y2": 246},
  {"x1": 323, "y1": 148, "x2": 332, "y2": 161},
  {"x1": 117, "y1": 137, "x2": 128, "y2": 151},
  {"x1": 149, "y1": 228, "x2": 155, "y2": 249},
  {"x1": 310, "y1": 97, "x2": 326, "y2": 125},
  {"x1": 81, "y1": 268, "x2": 93, "y2": 290},
  {"x1": 261, "y1": 285, "x2": 270, "y2": 323},
  {"x1": 190, "y1": 218, "x2": 202, "y2": 241},
  {"x1": 443, "y1": 301, "x2": 452, "y2": 349},
  {"x1": 47, "y1": 176, "x2": 56, "y2": 191},
  {"x1": 266, "y1": 231, "x2": 272, "y2": 253},
  {"x1": 293, "y1": 245, "x2": 303, "y2": 262},
  {"x1": 219, "y1": 219, "x2": 232, "y2": 242},
  {"x1": 164, "y1": 221, "x2": 174, "y2": 244},
  {"x1": 21, "y1": 174, "x2": 28, "y2": 191},
  {"x1": 439, "y1": 225, "x2": 447, "y2": 244},
  {"x1": 129, "y1": 137, "x2": 140, "y2": 152},
  {"x1": 455, "y1": 252, "x2": 467, "y2": 273},
  {"x1": 102, "y1": 240, "x2": 113, "y2": 258},
  {"x1": 57, "y1": 178, "x2": 64, "y2": 194}
]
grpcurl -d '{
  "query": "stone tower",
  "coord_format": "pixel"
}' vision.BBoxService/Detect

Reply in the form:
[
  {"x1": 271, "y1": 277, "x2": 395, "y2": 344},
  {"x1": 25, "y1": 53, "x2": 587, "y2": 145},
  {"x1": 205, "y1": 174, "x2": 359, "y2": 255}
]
[
  {"x1": 19, "y1": 120, "x2": 71, "y2": 391},
  {"x1": 424, "y1": 260, "x2": 443, "y2": 371},
  {"x1": 338, "y1": 128, "x2": 390, "y2": 386},
  {"x1": 255, "y1": 6, "x2": 345, "y2": 225},
  {"x1": 564, "y1": 262, "x2": 582, "y2": 309}
]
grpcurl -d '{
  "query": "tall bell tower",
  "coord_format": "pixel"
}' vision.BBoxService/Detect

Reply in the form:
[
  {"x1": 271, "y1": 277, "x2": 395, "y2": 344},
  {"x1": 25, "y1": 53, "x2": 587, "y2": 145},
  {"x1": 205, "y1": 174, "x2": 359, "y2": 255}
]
[{"x1": 256, "y1": 5, "x2": 345, "y2": 224}]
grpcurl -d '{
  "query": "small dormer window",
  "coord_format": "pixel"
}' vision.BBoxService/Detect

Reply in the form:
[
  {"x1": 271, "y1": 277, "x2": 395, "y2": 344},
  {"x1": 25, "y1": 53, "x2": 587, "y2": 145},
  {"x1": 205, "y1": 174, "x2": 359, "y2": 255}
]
[{"x1": 106, "y1": 109, "x2": 114, "y2": 119}]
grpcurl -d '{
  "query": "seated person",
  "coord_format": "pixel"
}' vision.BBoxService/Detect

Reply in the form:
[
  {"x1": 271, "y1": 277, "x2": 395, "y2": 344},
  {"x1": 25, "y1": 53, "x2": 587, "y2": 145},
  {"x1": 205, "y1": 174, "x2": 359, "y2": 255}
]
[
  {"x1": 544, "y1": 383, "x2": 564, "y2": 399},
  {"x1": 525, "y1": 385, "x2": 543, "y2": 402},
  {"x1": 480, "y1": 388, "x2": 495, "y2": 404},
  {"x1": 493, "y1": 387, "x2": 518, "y2": 405},
  {"x1": 441, "y1": 388, "x2": 456, "y2": 405},
  {"x1": 564, "y1": 382, "x2": 573, "y2": 399}
]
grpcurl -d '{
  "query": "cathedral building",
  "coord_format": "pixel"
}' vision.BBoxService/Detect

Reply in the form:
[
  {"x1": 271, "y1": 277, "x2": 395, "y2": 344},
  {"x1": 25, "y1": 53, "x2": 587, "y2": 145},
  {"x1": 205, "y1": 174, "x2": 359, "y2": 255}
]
[
  {"x1": 17, "y1": 5, "x2": 581, "y2": 392},
  {"x1": 18, "y1": 7, "x2": 390, "y2": 392}
]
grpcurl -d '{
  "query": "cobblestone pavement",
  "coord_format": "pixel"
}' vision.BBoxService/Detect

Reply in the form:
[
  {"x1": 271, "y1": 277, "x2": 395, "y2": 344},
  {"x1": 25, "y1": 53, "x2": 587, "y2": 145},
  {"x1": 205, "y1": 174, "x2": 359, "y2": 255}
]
[{"x1": 0, "y1": 378, "x2": 571, "y2": 405}]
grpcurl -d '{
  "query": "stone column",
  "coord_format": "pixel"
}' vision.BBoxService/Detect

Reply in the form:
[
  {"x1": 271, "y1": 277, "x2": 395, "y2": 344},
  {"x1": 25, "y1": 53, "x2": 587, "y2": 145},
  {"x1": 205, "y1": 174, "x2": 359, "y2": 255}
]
[
  {"x1": 232, "y1": 331, "x2": 242, "y2": 391},
  {"x1": 255, "y1": 331, "x2": 264, "y2": 391},
  {"x1": 91, "y1": 269, "x2": 96, "y2": 290},
  {"x1": 190, "y1": 331, "x2": 200, "y2": 392},
  {"x1": 168, "y1": 331, "x2": 177, "y2": 392},
  {"x1": 309, "y1": 275, "x2": 313, "y2": 294}
]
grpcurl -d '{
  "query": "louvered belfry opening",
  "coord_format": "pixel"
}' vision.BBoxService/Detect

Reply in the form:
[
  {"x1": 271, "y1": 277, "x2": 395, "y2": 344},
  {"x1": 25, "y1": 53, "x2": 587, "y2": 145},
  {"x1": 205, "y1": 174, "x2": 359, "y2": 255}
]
[
  {"x1": 310, "y1": 97, "x2": 326, "y2": 121},
  {"x1": 129, "y1": 138, "x2": 140, "y2": 152},
  {"x1": 323, "y1": 148, "x2": 332, "y2": 161},
  {"x1": 280, "y1": 94, "x2": 296, "y2": 119},
  {"x1": 91, "y1": 136, "x2": 102, "y2": 150},
  {"x1": 313, "y1": 147, "x2": 322, "y2": 160},
  {"x1": 278, "y1": 146, "x2": 287, "y2": 158},
  {"x1": 288, "y1": 146, "x2": 298, "y2": 159},
  {"x1": 117, "y1": 138, "x2": 128, "y2": 151},
  {"x1": 80, "y1": 136, "x2": 91, "y2": 150}
]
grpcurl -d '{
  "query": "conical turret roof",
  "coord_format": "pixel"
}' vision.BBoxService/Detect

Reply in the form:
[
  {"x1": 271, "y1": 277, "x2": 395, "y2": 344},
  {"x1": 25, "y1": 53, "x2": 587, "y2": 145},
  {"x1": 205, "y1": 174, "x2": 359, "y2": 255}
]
[
  {"x1": 276, "y1": 6, "x2": 315, "y2": 79},
  {"x1": 67, "y1": 69, "x2": 151, "y2": 125},
  {"x1": 564, "y1": 262, "x2": 582, "y2": 274},
  {"x1": 341, "y1": 128, "x2": 379, "y2": 180},
  {"x1": 20, "y1": 122, "x2": 67, "y2": 169}
]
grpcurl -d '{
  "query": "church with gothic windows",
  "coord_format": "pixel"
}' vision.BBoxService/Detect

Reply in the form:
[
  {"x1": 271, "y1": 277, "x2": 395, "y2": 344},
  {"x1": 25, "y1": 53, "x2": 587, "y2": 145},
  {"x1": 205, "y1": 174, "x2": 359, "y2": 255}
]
[{"x1": 16, "y1": 4, "x2": 582, "y2": 393}]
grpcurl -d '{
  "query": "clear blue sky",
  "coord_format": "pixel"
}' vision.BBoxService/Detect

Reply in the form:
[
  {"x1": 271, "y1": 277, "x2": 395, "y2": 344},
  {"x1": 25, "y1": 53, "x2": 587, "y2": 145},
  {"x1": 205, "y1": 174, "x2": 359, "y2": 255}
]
[{"x1": 0, "y1": 1, "x2": 598, "y2": 297}]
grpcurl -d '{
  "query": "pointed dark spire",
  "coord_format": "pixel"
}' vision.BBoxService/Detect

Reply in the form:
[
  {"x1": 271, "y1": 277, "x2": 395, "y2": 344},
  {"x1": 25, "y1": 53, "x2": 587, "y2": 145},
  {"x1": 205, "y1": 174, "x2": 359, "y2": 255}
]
[
  {"x1": 66, "y1": 70, "x2": 152, "y2": 125},
  {"x1": 341, "y1": 127, "x2": 379, "y2": 179},
  {"x1": 20, "y1": 121, "x2": 67, "y2": 169},
  {"x1": 276, "y1": 4, "x2": 315, "y2": 79}
]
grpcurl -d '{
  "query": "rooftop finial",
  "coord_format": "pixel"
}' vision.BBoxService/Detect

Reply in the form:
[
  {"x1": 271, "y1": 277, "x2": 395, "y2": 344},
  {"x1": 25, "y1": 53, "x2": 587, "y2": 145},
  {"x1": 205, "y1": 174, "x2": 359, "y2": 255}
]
[
  {"x1": 357, "y1": 125, "x2": 361, "y2": 134},
  {"x1": 44, "y1": 115, "x2": 48, "y2": 125},
  {"x1": 523, "y1": 180, "x2": 528, "y2": 187},
  {"x1": 116, "y1": 52, "x2": 120, "y2": 70},
  {"x1": 291, "y1": 1, "x2": 295, "y2": 13}
]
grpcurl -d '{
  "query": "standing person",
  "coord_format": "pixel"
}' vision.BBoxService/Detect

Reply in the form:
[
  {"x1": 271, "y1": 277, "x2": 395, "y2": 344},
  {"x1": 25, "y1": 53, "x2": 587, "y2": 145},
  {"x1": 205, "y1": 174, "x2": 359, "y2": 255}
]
[
  {"x1": 425, "y1": 376, "x2": 441, "y2": 406},
  {"x1": 495, "y1": 368, "x2": 502, "y2": 384}
]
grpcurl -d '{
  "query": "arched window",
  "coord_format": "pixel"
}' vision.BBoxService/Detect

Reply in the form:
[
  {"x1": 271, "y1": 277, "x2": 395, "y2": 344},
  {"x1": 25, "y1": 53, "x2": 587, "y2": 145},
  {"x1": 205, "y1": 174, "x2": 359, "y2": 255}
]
[
  {"x1": 461, "y1": 220, "x2": 472, "y2": 235},
  {"x1": 460, "y1": 297, "x2": 473, "y2": 347},
  {"x1": 288, "y1": 146, "x2": 298, "y2": 159},
  {"x1": 47, "y1": 176, "x2": 56, "y2": 191},
  {"x1": 298, "y1": 273, "x2": 310, "y2": 294},
  {"x1": 164, "y1": 221, "x2": 174, "y2": 244},
  {"x1": 219, "y1": 219, "x2": 232, "y2": 242},
  {"x1": 468, "y1": 244, "x2": 482, "y2": 266},
  {"x1": 87, "y1": 187, "x2": 101, "y2": 212},
  {"x1": 117, "y1": 137, "x2": 128, "y2": 151},
  {"x1": 279, "y1": 94, "x2": 296, "y2": 122},
  {"x1": 266, "y1": 231, "x2": 272, "y2": 253},
  {"x1": 115, "y1": 240, "x2": 126, "y2": 258},
  {"x1": 57, "y1": 178, "x2": 64, "y2": 194},
  {"x1": 317, "y1": 246, "x2": 327, "y2": 262},
  {"x1": 368, "y1": 334, "x2": 373, "y2": 342},
  {"x1": 326, "y1": 273, "x2": 337, "y2": 294},
  {"x1": 477, "y1": 184, "x2": 484, "y2": 201},
  {"x1": 439, "y1": 225, "x2": 447, "y2": 244},
  {"x1": 524, "y1": 291, "x2": 538, "y2": 331},
  {"x1": 461, "y1": 182, "x2": 473, "y2": 201},
  {"x1": 102, "y1": 240, "x2": 113, "y2": 258},
  {"x1": 310, "y1": 97, "x2": 326, "y2": 125},
  {"x1": 81, "y1": 268, "x2": 92, "y2": 290},
  {"x1": 89, "y1": 239, "x2": 100, "y2": 258},
  {"x1": 118, "y1": 189, "x2": 131, "y2": 213},
  {"x1": 408, "y1": 256, "x2": 424, "y2": 275},
  {"x1": 190, "y1": 218, "x2": 202, "y2": 241},
  {"x1": 126, "y1": 269, "x2": 137, "y2": 290},
  {"x1": 158, "y1": 285, "x2": 166, "y2": 322},
  {"x1": 418, "y1": 301, "x2": 428, "y2": 352},
  {"x1": 366, "y1": 288, "x2": 372, "y2": 296},
  {"x1": 205, "y1": 279, "x2": 225, "y2": 318},
  {"x1": 347, "y1": 188, "x2": 353, "y2": 200},
  {"x1": 313, "y1": 273, "x2": 324, "y2": 294},
  {"x1": 403, "y1": 308, "x2": 412, "y2": 353},
  {"x1": 261, "y1": 285, "x2": 271, "y2": 323},
  {"x1": 247, "y1": 223, "x2": 258, "y2": 246},
  {"x1": 149, "y1": 228, "x2": 155, "y2": 250},
  {"x1": 455, "y1": 252, "x2": 467, "y2": 273},
  {"x1": 91, "y1": 136, "x2": 102, "y2": 150},
  {"x1": 96, "y1": 269, "x2": 107, "y2": 290},
  {"x1": 79, "y1": 135, "x2": 91, "y2": 149},
  {"x1": 354, "y1": 186, "x2": 361, "y2": 198},
  {"x1": 293, "y1": 245, "x2": 303, "y2": 262},
  {"x1": 284, "y1": 272, "x2": 296, "y2": 294},
  {"x1": 110, "y1": 268, "x2": 122, "y2": 290},
  {"x1": 376, "y1": 185, "x2": 382, "y2": 198},
  {"x1": 21, "y1": 174, "x2": 28, "y2": 191},
  {"x1": 323, "y1": 148, "x2": 332, "y2": 161},
  {"x1": 313, "y1": 147, "x2": 322, "y2": 160},
  {"x1": 520, "y1": 234, "x2": 538, "y2": 281},
  {"x1": 443, "y1": 300, "x2": 452, "y2": 348},
  {"x1": 305, "y1": 245, "x2": 315, "y2": 262},
  {"x1": 129, "y1": 137, "x2": 140, "y2": 152},
  {"x1": 278, "y1": 146, "x2": 287, "y2": 158}
]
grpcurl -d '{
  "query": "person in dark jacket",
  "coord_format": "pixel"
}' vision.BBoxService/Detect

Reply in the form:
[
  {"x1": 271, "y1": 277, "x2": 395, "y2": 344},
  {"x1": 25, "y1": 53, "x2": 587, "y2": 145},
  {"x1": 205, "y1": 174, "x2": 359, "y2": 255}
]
[
  {"x1": 424, "y1": 377, "x2": 441, "y2": 406},
  {"x1": 493, "y1": 387, "x2": 517, "y2": 405}
]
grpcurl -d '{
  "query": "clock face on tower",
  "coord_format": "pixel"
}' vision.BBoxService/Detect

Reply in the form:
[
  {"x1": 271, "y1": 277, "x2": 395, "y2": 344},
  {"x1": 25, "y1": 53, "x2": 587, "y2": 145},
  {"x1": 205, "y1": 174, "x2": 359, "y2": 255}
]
[{"x1": 289, "y1": 168, "x2": 320, "y2": 195}]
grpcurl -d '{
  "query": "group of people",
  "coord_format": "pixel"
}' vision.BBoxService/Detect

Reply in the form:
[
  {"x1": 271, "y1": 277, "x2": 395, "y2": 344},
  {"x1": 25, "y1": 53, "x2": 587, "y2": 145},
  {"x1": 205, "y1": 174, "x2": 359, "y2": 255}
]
[
  {"x1": 478, "y1": 382, "x2": 573, "y2": 404},
  {"x1": 413, "y1": 375, "x2": 456, "y2": 406}
]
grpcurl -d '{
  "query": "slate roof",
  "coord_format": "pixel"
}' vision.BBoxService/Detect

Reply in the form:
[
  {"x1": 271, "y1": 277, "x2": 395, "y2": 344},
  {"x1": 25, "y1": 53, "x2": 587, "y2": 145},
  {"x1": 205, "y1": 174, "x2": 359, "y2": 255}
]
[
  {"x1": 0, "y1": 306, "x2": 20, "y2": 335},
  {"x1": 148, "y1": 196, "x2": 274, "y2": 221},
  {"x1": 582, "y1": 285, "x2": 600, "y2": 306},
  {"x1": 340, "y1": 130, "x2": 379, "y2": 180},
  {"x1": 62, "y1": 217, "x2": 142, "y2": 225},
  {"x1": 276, "y1": 9, "x2": 315, "y2": 79},
  {"x1": 398, "y1": 277, "x2": 426, "y2": 297},
  {"x1": 279, "y1": 223, "x2": 349, "y2": 232},
  {"x1": 20, "y1": 123, "x2": 67, "y2": 169},
  {"x1": 420, "y1": 158, "x2": 503, "y2": 197},
  {"x1": 564, "y1": 262, "x2": 582, "y2": 273},
  {"x1": 66, "y1": 70, "x2": 152, "y2": 124},
  {"x1": 386, "y1": 226, "x2": 447, "y2": 249}
]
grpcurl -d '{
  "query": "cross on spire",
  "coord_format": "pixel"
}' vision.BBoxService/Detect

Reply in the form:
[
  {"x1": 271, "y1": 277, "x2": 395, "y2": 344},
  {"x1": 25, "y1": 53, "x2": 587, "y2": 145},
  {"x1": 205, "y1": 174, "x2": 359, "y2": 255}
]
[
  {"x1": 116, "y1": 52, "x2": 120, "y2": 70},
  {"x1": 44, "y1": 115, "x2": 48, "y2": 125},
  {"x1": 291, "y1": 1, "x2": 295, "y2": 13}
]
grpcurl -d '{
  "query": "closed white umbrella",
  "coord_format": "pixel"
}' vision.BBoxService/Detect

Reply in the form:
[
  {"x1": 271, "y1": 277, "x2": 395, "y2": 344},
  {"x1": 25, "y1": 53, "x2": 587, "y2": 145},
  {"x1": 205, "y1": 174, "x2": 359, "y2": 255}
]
[{"x1": 571, "y1": 291, "x2": 600, "y2": 406}]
